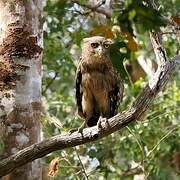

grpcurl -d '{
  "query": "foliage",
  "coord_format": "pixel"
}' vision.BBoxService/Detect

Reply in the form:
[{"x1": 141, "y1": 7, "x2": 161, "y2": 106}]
[{"x1": 42, "y1": 0, "x2": 180, "y2": 179}]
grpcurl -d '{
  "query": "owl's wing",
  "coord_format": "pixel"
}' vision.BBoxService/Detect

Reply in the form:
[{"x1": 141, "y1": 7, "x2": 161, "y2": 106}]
[
  {"x1": 75, "y1": 59, "x2": 84, "y2": 118},
  {"x1": 109, "y1": 74, "x2": 124, "y2": 117}
]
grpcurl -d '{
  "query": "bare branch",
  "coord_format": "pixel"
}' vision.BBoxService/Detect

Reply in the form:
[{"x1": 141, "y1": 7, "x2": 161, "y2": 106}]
[
  {"x1": 0, "y1": 54, "x2": 179, "y2": 177},
  {"x1": 75, "y1": 147, "x2": 89, "y2": 180},
  {"x1": 150, "y1": 32, "x2": 168, "y2": 66},
  {"x1": 71, "y1": 0, "x2": 111, "y2": 18}
]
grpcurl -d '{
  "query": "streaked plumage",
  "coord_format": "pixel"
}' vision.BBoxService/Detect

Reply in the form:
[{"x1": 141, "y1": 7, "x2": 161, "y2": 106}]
[{"x1": 76, "y1": 36, "x2": 124, "y2": 131}]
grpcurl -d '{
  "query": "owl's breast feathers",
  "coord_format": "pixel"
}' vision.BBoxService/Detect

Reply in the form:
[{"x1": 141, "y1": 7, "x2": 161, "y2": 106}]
[
  {"x1": 75, "y1": 56, "x2": 124, "y2": 126},
  {"x1": 80, "y1": 56, "x2": 111, "y2": 73}
]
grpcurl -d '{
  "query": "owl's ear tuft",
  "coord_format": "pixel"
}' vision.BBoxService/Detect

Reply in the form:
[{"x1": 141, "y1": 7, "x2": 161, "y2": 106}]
[{"x1": 83, "y1": 38, "x2": 90, "y2": 43}]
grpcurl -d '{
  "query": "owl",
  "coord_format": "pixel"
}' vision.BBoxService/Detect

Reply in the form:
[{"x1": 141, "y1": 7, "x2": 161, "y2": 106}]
[{"x1": 75, "y1": 36, "x2": 124, "y2": 132}]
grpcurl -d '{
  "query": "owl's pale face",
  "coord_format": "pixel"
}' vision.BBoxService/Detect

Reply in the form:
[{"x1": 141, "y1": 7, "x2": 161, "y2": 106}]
[{"x1": 82, "y1": 36, "x2": 113, "y2": 58}]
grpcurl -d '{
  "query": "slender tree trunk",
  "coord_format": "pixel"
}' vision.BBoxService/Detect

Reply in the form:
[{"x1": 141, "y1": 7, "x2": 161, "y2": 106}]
[{"x1": 0, "y1": 0, "x2": 43, "y2": 180}]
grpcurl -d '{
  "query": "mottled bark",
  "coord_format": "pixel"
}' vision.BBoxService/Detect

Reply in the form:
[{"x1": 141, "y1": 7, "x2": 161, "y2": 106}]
[{"x1": 0, "y1": 1, "x2": 43, "y2": 180}]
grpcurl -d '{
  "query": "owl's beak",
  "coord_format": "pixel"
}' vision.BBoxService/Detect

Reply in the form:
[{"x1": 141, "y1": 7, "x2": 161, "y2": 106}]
[{"x1": 97, "y1": 47, "x2": 104, "y2": 57}]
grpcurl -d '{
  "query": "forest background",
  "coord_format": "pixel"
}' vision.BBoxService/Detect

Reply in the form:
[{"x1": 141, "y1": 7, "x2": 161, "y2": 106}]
[{"x1": 0, "y1": 0, "x2": 179, "y2": 179}]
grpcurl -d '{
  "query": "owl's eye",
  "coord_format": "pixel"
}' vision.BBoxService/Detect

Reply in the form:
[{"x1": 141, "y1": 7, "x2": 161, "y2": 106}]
[
  {"x1": 103, "y1": 44, "x2": 110, "y2": 48},
  {"x1": 91, "y1": 43, "x2": 99, "y2": 48}
]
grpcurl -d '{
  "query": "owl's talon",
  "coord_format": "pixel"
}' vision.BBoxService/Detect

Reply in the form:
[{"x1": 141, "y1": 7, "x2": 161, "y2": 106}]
[
  {"x1": 77, "y1": 121, "x2": 87, "y2": 133},
  {"x1": 97, "y1": 116, "x2": 108, "y2": 130}
]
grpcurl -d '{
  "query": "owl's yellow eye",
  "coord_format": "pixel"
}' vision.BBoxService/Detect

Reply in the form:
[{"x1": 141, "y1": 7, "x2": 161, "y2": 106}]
[
  {"x1": 104, "y1": 44, "x2": 110, "y2": 48},
  {"x1": 91, "y1": 43, "x2": 99, "y2": 48}
]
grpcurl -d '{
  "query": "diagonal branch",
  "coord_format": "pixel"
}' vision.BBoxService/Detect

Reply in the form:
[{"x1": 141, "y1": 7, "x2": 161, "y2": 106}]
[{"x1": 0, "y1": 53, "x2": 179, "y2": 177}]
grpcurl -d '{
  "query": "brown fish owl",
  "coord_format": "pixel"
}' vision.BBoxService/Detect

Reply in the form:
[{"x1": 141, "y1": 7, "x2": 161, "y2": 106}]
[{"x1": 76, "y1": 36, "x2": 124, "y2": 132}]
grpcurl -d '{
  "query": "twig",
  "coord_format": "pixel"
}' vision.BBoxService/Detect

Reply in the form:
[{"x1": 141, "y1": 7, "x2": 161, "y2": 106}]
[
  {"x1": 74, "y1": 147, "x2": 89, "y2": 180},
  {"x1": 160, "y1": 31, "x2": 176, "y2": 35},
  {"x1": 126, "y1": 126, "x2": 146, "y2": 176},
  {"x1": 119, "y1": 166, "x2": 143, "y2": 177},
  {"x1": 58, "y1": 165, "x2": 79, "y2": 169},
  {"x1": 42, "y1": 71, "x2": 59, "y2": 95},
  {"x1": 145, "y1": 107, "x2": 180, "y2": 123},
  {"x1": 147, "y1": 125, "x2": 179, "y2": 158},
  {"x1": 71, "y1": 0, "x2": 111, "y2": 18}
]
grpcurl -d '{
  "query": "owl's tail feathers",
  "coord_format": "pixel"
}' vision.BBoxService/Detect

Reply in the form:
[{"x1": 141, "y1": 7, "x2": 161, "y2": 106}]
[{"x1": 87, "y1": 112, "x2": 100, "y2": 127}]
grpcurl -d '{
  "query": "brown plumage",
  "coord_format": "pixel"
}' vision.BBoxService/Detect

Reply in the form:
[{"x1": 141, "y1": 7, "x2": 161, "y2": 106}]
[{"x1": 76, "y1": 36, "x2": 124, "y2": 131}]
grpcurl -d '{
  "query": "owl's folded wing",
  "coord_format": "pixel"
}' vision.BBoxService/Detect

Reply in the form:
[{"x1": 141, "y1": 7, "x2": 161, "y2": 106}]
[
  {"x1": 75, "y1": 64, "x2": 84, "y2": 118},
  {"x1": 109, "y1": 75, "x2": 124, "y2": 117}
]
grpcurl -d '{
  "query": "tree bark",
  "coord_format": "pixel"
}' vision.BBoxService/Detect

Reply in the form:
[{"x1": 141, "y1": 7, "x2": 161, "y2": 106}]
[{"x1": 0, "y1": 0, "x2": 43, "y2": 180}]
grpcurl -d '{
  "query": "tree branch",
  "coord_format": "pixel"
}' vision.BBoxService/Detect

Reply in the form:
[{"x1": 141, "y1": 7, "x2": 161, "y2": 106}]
[
  {"x1": 71, "y1": 0, "x2": 179, "y2": 28},
  {"x1": 119, "y1": 166, "x2": 143, "y2": 177},
  {"x1": 0, "y1": 53, "x2": 179, "y2": 177},
  {"x1": 147, "y1": 0, "x2": 179, "y2": 28},
  {"x1": 71, "y1": 0, "x2": 111, "y2": 18}
]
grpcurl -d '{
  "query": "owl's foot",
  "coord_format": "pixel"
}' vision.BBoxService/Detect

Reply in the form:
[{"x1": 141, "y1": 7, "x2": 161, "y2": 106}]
[{"x1": 97, "y1": 116, "x2": 108, "y2": 130}]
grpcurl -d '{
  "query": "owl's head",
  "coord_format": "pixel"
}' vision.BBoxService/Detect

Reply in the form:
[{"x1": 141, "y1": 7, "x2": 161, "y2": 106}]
[{"x1": 82, "y1": 36, "x2": 113, "y2": 58}]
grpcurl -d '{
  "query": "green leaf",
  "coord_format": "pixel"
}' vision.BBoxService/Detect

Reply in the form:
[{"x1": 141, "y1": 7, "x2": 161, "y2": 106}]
[{"x1": 110, "y1": 41, "x2": 130, "y2": 83}]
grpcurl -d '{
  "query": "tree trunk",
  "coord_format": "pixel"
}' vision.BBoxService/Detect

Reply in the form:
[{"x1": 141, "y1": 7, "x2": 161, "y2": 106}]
[{"x1": 0, "y1": 0, "x2": 43, "y2": 180}]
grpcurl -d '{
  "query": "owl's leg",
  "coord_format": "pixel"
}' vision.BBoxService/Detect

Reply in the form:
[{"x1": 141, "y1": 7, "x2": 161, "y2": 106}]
[
  {"x1": 69, "y1": 115, "x2": 92, "y2": 134},
  {"x1": 78, "y1": 120, "x2": 87, "y2": 133},
  {"x1": 78, "y1": 91, "x2": 94, "y2": 133},
  {"x1": 78, "y1": 115, "x2": 93, "y2": 133}
]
